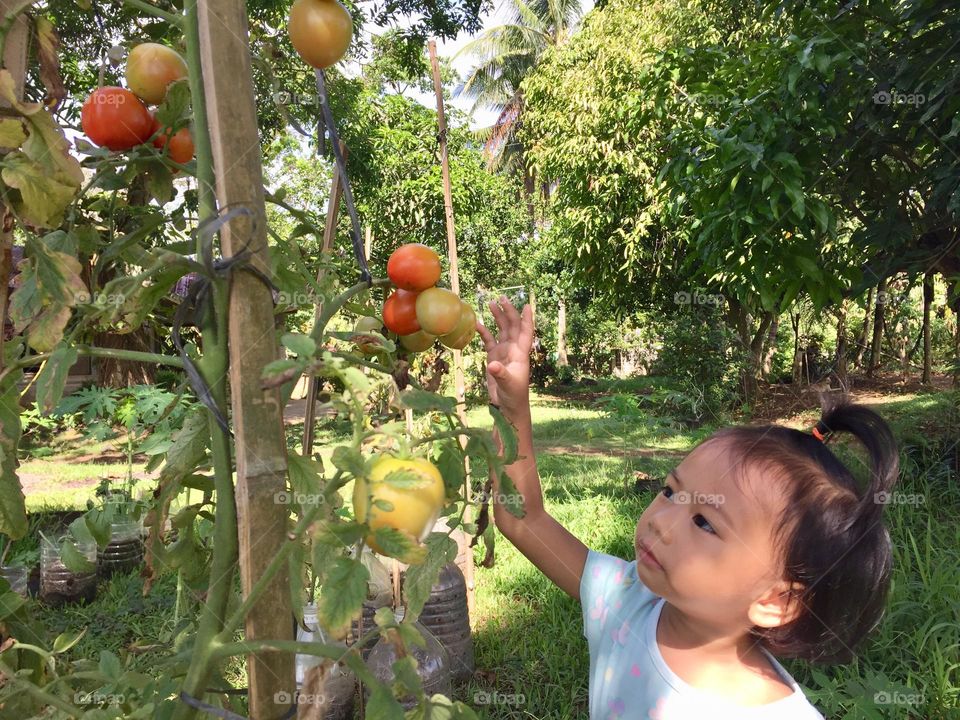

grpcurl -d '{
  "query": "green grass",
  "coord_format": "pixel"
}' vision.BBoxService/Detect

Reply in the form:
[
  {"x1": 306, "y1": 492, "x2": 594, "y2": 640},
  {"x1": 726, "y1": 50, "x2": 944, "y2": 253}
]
[{"x1": 11, "y1": 381, "x2": 960, "y2": 719}]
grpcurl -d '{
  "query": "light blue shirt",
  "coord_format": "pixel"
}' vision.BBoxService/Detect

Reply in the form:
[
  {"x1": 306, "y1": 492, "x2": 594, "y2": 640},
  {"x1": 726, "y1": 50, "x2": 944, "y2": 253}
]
[{"x1": 580, "y1": 550, "x2": 825, "y2": 719}]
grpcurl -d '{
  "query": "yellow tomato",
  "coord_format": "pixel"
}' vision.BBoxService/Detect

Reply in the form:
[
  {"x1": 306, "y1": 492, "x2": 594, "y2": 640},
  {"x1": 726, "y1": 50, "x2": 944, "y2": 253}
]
[
  {"x1": 353, "y1": 456, "x2": 445, "y2": 555},
  {"x1": 440, "y1": 302, "x2": 477, "y2": 350},
  {"x1": 288, "y1": 0, "x2": 353, "y2": 69}
]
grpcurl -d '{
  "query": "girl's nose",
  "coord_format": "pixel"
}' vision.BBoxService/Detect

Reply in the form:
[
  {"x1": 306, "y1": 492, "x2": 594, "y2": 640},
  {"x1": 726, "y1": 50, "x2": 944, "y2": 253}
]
[{"x1": 648, "y1": 505, "x2": 674, "y2": 546}]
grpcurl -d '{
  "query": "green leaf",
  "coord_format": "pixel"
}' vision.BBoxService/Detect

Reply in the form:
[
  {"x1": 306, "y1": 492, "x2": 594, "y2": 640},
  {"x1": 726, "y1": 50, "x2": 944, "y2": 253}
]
[
  {"x1": 331, "y1": 445, "x2": 366, "y2": 477},
  {"x1": 372, "y1": 527, "x2": 427, "y2": 564},
  {"x1": 497, "y1": 470, "x2": 526, "y2": 519},
  {"x1": 59, "y1": 538, "x2": 95, "y2": 574},
  {"x1": 0, "y1": 589, "x2": 25, "y2": 620},
  {"x1": 391, "y1": 655, "x2": 423, "y2": 697},
  {"x1": 399, "y1": 388, "x2": 457, "y2": 414},
  {"x1": 287, "y1": 451, "x2": 324, "y2": 497},
  {"x1": 489, "y1": 406, "x2": 518, "y2": 464},
  {"x1": 366, "y1": 685, "x2": 405, "y2": 719},
  {"x1": 34, "y1": 343, "x2": 78, "y2": 415},
  {"x1": 402, "y1": 533, "x2": 457, "y2": 619},
  {"x1": 382, "y1": 468, "x2": 433, "y2": 490},
  {"x1": 98, "y1": 650, "x2": 122, "y2": 681},
  {"x1": 434, "y1": 440, "x2": 465, "y2": 499},
  {"x1": 281, "y1": 333, "x2": 317, "y2": 358},
  {"x1": 52, "y1": 628, "x2": 87, "y2": 654},
  {"x1": 1, "y1": 153, "x2": 79, "y2": 228},
  {"x1": 84, "y1": 507, "x2": 112, "y2": 547},
  {"x1": 154, "y1": 79, "x2": 191, "y2": 128},
  {"x1": 318, "y1": 556, "x2": 368, "y2": 639},
  {"x1": 0, "y1": 118, "x2": 26, "y2": 148},
  {"x1": 262, "y1": 358, "x2": 304, "y2": 380},
  {"x1": 420, "y1": 695, "x2": 481, "y2": 719}
]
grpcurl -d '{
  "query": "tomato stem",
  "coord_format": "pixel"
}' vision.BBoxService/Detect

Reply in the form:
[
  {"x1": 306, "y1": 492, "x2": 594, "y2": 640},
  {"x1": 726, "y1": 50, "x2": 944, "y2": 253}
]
[{"x1": 115, "y1": 0, "x2": 184, "y2": 27}]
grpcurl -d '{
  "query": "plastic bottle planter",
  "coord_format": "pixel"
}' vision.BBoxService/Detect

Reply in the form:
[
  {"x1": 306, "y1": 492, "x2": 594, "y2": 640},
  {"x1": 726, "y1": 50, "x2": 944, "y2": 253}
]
[
  {"x1": 411, "y1": 562, "x2": 474, "y2": 684},
  {"x1": 295, "y1": 604, "x2": 356, "y2": 720},
  {"x1": 365, "y1": 609, "x2": 452, "y2": 709},
  {"x1": 98, "y1": 519, "x2": 145, "y2": 579},
  {"x1": 40, "y1": 538, "x2": 97, "y2": 606},
  {"x1": 0, "y1": 565, "x2": 28, "y2": 597}
]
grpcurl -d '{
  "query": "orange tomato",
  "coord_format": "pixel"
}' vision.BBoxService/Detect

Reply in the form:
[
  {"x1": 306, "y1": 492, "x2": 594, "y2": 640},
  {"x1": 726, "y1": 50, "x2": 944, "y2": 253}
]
[
  {"x1": 126, "y1": 43, "x2": 188, "y2": 105},
  {"x1": 288, "y1": 0, "x2": 353, "y2": 69}
]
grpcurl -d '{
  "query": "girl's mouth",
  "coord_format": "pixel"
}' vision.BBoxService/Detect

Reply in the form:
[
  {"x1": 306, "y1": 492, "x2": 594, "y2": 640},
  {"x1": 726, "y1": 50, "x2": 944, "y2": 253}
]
[{"x1": 637, "y1": 540, "x2": 664, "y2": 571}]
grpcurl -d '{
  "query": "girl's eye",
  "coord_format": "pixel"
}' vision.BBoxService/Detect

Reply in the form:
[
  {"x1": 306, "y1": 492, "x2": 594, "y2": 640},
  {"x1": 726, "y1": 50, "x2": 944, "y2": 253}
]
[
  {"x1": 660, "y1": 484, "x2": 673, "y2": 500},
  {"x1": 693, "y1": 514, "x2": 716, "y2": 534}
]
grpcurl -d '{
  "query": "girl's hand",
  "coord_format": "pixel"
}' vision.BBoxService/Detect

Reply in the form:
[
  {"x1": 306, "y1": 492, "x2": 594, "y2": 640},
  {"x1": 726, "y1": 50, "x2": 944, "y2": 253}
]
[{"x1": 476, "y1": 296, "x2": 534, "y2": 418}]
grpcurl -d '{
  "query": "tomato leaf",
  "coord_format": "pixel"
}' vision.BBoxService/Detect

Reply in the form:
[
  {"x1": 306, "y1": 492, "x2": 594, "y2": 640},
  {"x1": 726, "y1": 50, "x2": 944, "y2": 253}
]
[
  {"x1": 382, "y1": 468, "x2": 432, "y2": 490},
  {"x1": 497, "y1": 470, "x2": 526, "y2": 519},
  {"x1": 59, "y1": 538, "x2": 95, "y2": 574},
  {"x1": 434, "y1": 440, "x2": 466, "y2": 499},
  {"x1": 0, "y1": 118, "x2": 26, "y2": 148},
  {"x1": 488, "y1": 406, "x2": 518, "y2": 465},
  {"x1": 34, "y1": 342, "x2": 77, "y2": 415},
  {"x1": 399, "y1": 388, "x2": 457, "y2": 415},
  {"x1": 402, "y1": 532, "x2": 457, "y2": 619},
  {"x1": 0, "y1": 589, "x2": 25, "y2": 620},
  {"x1": 372, "y1": 527, "x2": 427, "y2": 564},
  {"x1": 281, "y1": 332, "x2": 317, "y2": 358},
  {"x1": 392, "y1": 655, "x2": 423, "y2": 697},
  {"x1": 318, "y1": 556, "x2": 368, "y2": 639},
  {"x1": 52, "y1": 628, "x2": 87, "y2": 654},
  {"x1": 366, "y1": 685, "x2": 405, "y2": 720},
  {"x1": 331, "y1": 445, "x2": 366, "y2": 478}
]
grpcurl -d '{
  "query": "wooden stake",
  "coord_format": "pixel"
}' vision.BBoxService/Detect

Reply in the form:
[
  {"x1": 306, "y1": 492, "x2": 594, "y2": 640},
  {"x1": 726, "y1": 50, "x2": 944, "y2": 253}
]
[
  {"x1": 303, "y1": 142, "x2": 347, "y2": 457},
  {"x1": 196, "y1": 0, "x2": 293, "y2": 714},
  {"x1": 428, "y1": 40, "x2": 475, "y2": 617}
]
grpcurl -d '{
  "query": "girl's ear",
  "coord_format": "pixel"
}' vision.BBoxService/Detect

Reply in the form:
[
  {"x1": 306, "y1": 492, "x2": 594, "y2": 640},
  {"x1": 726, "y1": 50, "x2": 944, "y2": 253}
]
[{"x1": 748, "y1": 581, "x2": 805, "y2": 629}]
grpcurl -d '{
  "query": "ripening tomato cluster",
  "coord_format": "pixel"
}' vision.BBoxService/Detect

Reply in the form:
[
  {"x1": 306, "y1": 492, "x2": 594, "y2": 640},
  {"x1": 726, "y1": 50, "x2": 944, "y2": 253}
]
[
  {"x1": 80, "y1": 43, "x2": 194, "y2": 165},
  {"x1": 381, "y1": 243, "x2": 477, "y2": 354}
]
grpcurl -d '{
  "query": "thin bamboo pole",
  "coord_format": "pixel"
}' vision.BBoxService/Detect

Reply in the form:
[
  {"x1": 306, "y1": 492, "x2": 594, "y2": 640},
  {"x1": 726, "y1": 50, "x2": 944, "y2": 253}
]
[
  {"x1": 303, "y1": 142, "x2": 347, "y2": 457},
  {"x1": 428, "y1": 40, "x2": 475, "y2": 617}
]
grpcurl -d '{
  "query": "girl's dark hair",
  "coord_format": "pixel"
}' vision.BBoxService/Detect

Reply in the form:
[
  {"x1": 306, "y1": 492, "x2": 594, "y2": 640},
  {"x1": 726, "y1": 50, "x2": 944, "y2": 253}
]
[{"x1": 704, "y1": 396, "x2": 899, "y2": 664}]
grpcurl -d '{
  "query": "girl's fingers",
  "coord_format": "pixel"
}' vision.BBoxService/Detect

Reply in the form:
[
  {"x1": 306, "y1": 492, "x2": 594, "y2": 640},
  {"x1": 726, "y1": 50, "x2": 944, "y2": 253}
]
[
  {"x1": 489, "y1": 299, "x2": 509, "y2": 342},
  {"x1": 477, "y1": 321, "x2": 496, "y2": 349},
  {"x1": 518, "y1": 304, "x2": 534, "y2": 348},
  {"x1": 499, "y1": 296, "x2": 521, "y2": 341}
]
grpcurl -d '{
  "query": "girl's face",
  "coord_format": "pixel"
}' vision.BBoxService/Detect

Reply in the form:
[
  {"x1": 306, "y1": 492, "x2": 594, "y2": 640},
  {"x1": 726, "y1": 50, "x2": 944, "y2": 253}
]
[{"x1": 634, "y1": 439, "x2": 790, "y2": 630}]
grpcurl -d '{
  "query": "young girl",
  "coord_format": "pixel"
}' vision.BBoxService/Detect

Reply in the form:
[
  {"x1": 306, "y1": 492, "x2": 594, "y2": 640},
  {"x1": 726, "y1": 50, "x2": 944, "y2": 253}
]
[{"x1": 477, "y1": 298, "x2": 899, "y2": 719}]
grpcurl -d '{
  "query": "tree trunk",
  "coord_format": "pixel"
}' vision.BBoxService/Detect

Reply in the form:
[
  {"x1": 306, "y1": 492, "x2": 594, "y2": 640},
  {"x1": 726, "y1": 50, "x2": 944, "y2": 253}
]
[
  {"x1": 523, "y1": 163, "x2": 536, "y2": 230},
  {"x1": 855, "y1": 286, "x2": 874, "y2": 369},
  {"x1": 868, "y1": 278, "x2": 887, "y2": 377},
  {"x1": 922, "y1": 271, "x2": 933, "y2": 385},
  {"x1": 557, "y1": 297, "x2": 568, "y2": 367},
  {"x1": 835, "y1": 300, "x2": 848, "y2": 390},
  {"x1": 791, "y1": 312, "x2": 802, "y2": 383},
  {"x1": 724, "y1": 297, "x2": 772, "y2": 402},
  {"x1": 761, "y1": 315, "x2": 779, "y2": 379}
]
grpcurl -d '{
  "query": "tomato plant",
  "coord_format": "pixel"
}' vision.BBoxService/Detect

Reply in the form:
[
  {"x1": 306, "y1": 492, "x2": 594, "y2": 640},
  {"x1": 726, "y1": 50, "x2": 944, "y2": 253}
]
[
  {"x1": 288, "y1": 0, "x2": 353, "y2": 69},
  {"x1": 125, "y1": 43, "x2": 188, "y2": 105},
  {"x1": 351, "y1": 315, "x2": 384, "y2": 354},
  {"x1": 416, "y1": 287, "x2": 462, "y2": 335},
  {"x1": 440, "y1": 302, "x2": 477, "y2": 349},
  {"x1": 80, "y1": 87, "x2": 154, "y2": 151},
  {"x1": 387, "y1": 242, "x2": 442, "y2": 291},
  {"x1": 383, "y1": 288, "x2": 421, "y2": 335},
  {"x1": 352, "y1": 455, "x2": 446, "y2": 555},
  {"x1": 151, "y1": 116, "x2": 195, "y2": 164}
]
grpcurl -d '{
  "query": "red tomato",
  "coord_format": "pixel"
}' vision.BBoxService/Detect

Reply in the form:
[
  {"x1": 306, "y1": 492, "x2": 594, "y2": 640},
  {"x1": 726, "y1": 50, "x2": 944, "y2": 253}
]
[
  {"x1": 151, "y1": 116, "x2": 195, "y2": 164},
  {"x1": 126, "y1": 43, "x2": 188, "y2": 105},
  {"x1": 288, "y1": 0, "x2": 353, "y2": 69},
  {"x1": 387, "y1": 243, "x2": 442, "y2": 291},
  {"x1": 383, "y1": 289, "x2": 421, "y2": 336},
  {"x1": 415, "y1": 287, "x2": 462, "y2": 336},
  {"x1": 81, "y1": 87, "x2": 154, "y2": 151}
]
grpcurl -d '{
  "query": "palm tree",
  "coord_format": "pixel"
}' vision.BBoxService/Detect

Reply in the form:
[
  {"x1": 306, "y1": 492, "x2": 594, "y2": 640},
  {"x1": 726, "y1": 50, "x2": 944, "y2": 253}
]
[{"x1": 455, "y1": 0, "x2": 582, "y2": 220}]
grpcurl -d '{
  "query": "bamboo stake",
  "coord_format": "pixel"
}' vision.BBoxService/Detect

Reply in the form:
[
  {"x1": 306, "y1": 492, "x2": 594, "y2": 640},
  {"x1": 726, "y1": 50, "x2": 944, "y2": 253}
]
[
  {"x1": 428, "y1": 40, "x2": 475, "y2": 616},
  {"x1": 195, "y1": 0, "x2": 293, "y2": 714},
  {"x1": 303, "y1": 142, "x2": 347, "y2": 457}
]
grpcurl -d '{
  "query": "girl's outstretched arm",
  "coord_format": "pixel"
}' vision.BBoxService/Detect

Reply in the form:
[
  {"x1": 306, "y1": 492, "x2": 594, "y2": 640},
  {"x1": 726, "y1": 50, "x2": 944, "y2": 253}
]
[{"x1": 478, "y1": 297, "x2": 589, "y2": 601}]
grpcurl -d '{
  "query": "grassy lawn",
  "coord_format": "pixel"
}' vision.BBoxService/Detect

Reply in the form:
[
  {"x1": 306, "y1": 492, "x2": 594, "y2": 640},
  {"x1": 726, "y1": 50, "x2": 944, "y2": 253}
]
[{"x1": 10, "y1": 379, "x2": 960, "y2": 718}]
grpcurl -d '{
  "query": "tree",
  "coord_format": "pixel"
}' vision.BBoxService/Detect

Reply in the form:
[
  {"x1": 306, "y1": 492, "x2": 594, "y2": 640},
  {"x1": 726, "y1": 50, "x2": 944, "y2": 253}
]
[{"x1": 455, "y1": 0, "x2": 582, "y2": 219}]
